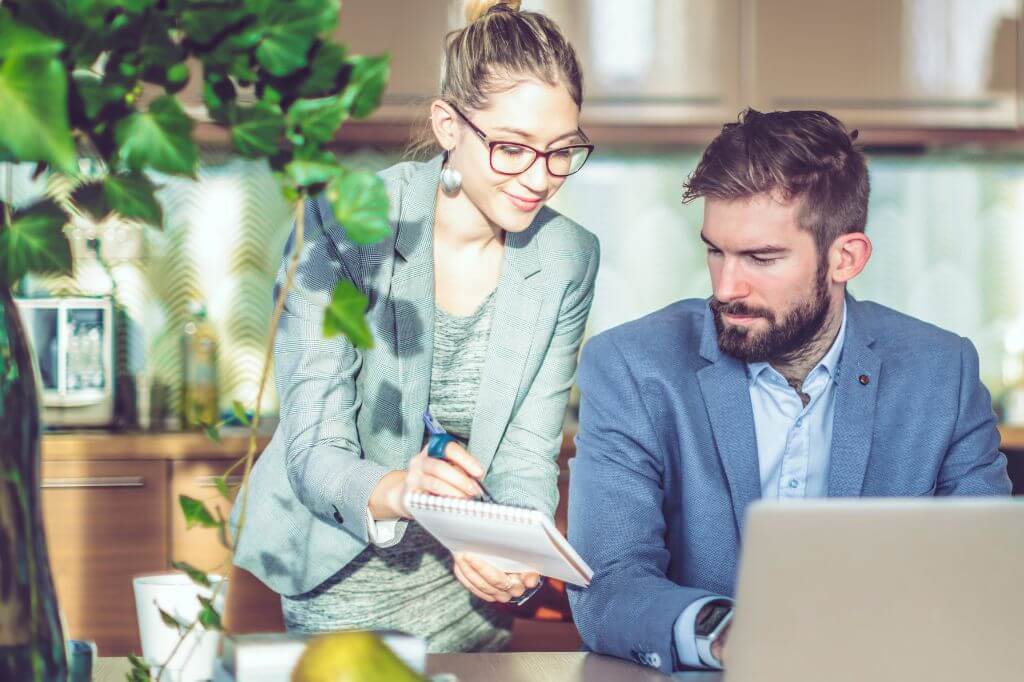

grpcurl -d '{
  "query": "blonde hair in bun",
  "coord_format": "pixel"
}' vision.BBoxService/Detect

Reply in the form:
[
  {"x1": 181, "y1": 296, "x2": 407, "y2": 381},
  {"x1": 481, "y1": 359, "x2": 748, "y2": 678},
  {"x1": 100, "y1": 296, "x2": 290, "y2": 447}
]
[{"x1": 464, "y1": 0, "x2": 522, "y2": 24}]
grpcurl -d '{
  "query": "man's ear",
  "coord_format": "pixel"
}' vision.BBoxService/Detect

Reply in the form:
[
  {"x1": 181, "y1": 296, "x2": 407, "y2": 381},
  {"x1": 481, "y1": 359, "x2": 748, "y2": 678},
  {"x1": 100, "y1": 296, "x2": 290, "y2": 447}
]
[
  {"x1": 430, "y1": 100, "x2": 459, "y2": 152},
  {"x1": 829, "y1": 232, "x2": 872, "y2": 284}
]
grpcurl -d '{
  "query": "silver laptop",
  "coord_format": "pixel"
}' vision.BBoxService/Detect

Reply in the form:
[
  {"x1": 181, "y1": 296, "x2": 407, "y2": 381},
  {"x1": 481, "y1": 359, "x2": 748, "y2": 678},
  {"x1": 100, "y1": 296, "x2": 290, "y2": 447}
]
[{"x1": 725, "y1": 498, "x2": 1024, "y2": 682}]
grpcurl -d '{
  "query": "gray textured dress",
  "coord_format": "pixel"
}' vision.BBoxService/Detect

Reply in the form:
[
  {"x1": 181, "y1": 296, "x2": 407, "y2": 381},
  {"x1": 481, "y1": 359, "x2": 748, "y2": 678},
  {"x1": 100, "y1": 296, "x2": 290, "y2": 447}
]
[{"x1": 281, "y1": 290, "x2": 513, "y2": 652}]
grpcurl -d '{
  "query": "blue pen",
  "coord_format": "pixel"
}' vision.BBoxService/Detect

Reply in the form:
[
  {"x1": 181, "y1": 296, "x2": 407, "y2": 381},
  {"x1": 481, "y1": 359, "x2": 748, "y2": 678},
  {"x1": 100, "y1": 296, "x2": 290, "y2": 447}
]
[{"x1": 423, "y1": 410, "x2": 497, "y2": 503}]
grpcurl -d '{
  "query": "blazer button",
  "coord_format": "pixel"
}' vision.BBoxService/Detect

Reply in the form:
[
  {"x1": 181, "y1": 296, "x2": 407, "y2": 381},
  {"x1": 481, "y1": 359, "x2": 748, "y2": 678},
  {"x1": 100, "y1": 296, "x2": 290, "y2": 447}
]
[{"x1": 332, "y1": 505, "x2": 344, "y2": 525}]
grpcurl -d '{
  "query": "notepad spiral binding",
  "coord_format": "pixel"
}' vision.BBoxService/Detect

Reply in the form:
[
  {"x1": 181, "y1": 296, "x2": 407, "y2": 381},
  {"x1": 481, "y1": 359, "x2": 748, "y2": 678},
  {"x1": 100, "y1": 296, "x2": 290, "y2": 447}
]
[{"x1": 406, "y1": 493, "x2": 540, "y2": 524}]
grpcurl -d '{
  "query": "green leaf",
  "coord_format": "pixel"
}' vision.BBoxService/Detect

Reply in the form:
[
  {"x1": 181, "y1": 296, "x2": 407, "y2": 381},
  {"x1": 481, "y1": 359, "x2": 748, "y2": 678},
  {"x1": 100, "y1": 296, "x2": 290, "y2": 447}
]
[
  {"x1": 231, "y1": 400, "x2": 250, "y2": 426},
  {"x1": 213, "y1": 475, "x2": 231, "y2": 501},
  {"x1": 325, "y1": 171, "x2": 391, "y2": 244},
  {"x1": 284, "y1": 158, "x2": 343, "y2": 188},
  {"x1": 73, "y1": 71, "x2": 127, "y2": 120},
  {"x1": 297, "y1": 42, "x2": 347, "y2": 97},
  {"x1": 0, "y1": 8, "x2": 65, "y2": 60},
  {"x1": 340, "y1": 54, "x2": 390, "y2": 119},
  {"x1": 105, "y1": 172, "x2": 164, "y2": 227},
  {"x1": 179, "y1": 495, "x2": 219, "y2": 530},
  {"x1": 197, "y1": 596, "x2": 222, "y2": 630},
  {"x1": 203, "y1": 423, "x2": 222, "y2": 444},
  {"x1": 287, "y1": 95, "x2": 347, "y2": 144},
  {"x1": 0, "y1": 200, "x2": 72, "y2": 286},
  {"x1": 231, "y1": 102, "x2": 284, "y2": 157},
  {"x1": 254, "y1": 0, "x2": 340, "y2": 77},
  {"x1": 157, "y1": 606, "x2": 184, "y2": 632},
  {"x1": 127, "y1": 653, "x2": 152, "y2": 682},
  {"x1": 0, "y1": 57, "x2": 77, "y2": 173},
  {"x1": 323, "y1": 279, "x2": 373, "y2": 348},
  {"x1": 171, "y1": 560, "x2": 212, "y2": 588},
  {"x1": 115, "y1": 95, "x2": 198, "y2": 176}
]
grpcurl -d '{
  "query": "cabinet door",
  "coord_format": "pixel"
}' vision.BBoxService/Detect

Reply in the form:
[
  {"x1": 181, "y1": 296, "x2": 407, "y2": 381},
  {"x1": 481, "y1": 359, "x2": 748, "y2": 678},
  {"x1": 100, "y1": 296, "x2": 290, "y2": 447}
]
[
  {"x1": 334, "y1": 0, "x2": 452, "y2": 122},
  {"x1": 747, "y1": 0, "x2": 1019, "y2": 128},
  {"x1": 170, "y1": 460, "x2": 241, "y2": 576},
  {"x1": 527, "y1": 0, "x2": 741, "y2": 125},
  {"x1": 41, "y1": 460, "x2": 168, "y2": 656}
]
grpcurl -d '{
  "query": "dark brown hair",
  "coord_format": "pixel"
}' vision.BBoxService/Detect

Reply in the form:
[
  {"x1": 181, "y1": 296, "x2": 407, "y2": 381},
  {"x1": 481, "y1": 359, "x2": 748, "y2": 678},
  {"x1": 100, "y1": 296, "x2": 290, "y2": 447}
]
[{"x1": 682, "y1": 109, "x2": 870, "y2": 258}]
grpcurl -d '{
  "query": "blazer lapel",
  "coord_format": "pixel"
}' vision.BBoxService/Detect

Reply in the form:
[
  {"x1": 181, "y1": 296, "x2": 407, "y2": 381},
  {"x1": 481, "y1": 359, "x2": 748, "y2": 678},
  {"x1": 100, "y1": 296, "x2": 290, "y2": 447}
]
[
  {"x1": 827, "y1": 297, "x2": 881, "y2": 497},
  {"x1": 468, "y1": 226, "x2": 544, "y2": 475},
  {"x1": 695, "y1": 306, "x2": 762, "y2": 535},
  {"x1": 390, "y1": 157, "x2": 441, "y2": 451}
]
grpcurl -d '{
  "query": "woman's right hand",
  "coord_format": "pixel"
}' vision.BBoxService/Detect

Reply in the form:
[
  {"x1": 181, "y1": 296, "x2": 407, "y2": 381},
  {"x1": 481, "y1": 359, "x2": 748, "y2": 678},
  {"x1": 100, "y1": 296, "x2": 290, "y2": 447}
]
[{"x1": 368, "y1": 441, "x2": 486, "y2": 520}]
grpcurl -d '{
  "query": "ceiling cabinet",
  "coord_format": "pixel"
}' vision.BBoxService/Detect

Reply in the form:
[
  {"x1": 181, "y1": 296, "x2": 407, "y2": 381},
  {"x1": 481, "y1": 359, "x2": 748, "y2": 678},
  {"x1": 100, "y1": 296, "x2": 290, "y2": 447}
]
[
  {"x1": 745, "y1": 0, "x2": 1020, "y2": 129},
  {"x1": 331, "y1": 0, "x2": 1023, "y2": 136}
]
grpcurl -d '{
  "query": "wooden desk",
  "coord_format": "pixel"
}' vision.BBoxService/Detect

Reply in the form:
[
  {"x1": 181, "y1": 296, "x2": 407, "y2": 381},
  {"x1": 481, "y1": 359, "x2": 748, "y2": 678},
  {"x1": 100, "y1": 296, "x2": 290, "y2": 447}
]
[{"x1": 94, "y1": 652, "x2": 723, "y2": 681}]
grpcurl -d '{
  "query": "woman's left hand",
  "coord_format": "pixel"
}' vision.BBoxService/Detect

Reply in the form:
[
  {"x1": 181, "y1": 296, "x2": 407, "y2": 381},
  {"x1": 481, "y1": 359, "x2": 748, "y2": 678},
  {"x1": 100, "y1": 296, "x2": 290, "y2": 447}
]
[{"x1": 452, "y1": 552, "x2": 541, "y2": 603}]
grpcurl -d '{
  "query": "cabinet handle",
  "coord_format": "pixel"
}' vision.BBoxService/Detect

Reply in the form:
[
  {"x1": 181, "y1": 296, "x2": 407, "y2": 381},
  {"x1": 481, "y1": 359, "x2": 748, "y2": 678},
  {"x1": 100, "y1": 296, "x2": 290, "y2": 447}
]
[
  {"x1": 42, "y1": 476, "x2": 145, "y2": 489},
  {"x1": 195, "y1": 476, "x2": 243, "y2": 488}
]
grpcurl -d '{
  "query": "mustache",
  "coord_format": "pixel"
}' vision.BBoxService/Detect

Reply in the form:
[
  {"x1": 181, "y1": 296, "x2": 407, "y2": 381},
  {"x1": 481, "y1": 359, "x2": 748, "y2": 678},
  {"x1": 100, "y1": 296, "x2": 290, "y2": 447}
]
[{"x1": 709, "y1": 298, "x2": 773, "y2": 320}]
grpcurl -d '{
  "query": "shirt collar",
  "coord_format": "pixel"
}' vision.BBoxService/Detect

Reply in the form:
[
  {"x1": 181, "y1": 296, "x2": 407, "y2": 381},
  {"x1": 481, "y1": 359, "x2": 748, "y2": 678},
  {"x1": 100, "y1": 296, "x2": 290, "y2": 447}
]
[{"x1": 746, "y1": 302, "x2": 848, "y2": 384}]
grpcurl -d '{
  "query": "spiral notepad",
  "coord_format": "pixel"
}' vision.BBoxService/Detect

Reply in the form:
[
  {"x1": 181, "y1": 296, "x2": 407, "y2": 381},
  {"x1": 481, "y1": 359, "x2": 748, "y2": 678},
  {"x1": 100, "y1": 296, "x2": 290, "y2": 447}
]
[{"x1": 404, "y1": 492, "x2": 593, "y2": 586}]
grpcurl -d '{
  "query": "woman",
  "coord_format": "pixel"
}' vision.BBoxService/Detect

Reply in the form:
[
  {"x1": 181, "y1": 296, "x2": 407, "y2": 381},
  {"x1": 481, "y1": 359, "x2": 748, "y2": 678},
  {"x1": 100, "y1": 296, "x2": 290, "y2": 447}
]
[{"x1": 232, "y1": 0, "x2": 599, "y2": 652}]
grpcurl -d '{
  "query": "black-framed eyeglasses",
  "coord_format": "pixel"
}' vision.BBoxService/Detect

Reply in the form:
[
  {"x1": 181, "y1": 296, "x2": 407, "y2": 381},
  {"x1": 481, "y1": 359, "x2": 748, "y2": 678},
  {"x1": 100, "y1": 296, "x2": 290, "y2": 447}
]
[{"x1": 451, "y1": 104, "x2": 594, "y2": 178}]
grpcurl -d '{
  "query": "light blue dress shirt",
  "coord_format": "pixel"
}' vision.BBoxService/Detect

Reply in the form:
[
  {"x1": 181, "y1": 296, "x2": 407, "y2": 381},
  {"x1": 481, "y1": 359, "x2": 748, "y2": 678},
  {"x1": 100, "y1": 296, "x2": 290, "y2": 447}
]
[{"x1": 674, "y1": 305, "x2": 848, "y2": 669}]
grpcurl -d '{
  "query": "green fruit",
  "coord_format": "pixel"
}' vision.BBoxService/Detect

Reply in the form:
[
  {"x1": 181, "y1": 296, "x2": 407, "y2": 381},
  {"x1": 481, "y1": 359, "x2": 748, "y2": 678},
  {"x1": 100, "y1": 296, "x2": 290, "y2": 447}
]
[{"x1": 291, "y1": 632, "x2": 425, "y2": 682}]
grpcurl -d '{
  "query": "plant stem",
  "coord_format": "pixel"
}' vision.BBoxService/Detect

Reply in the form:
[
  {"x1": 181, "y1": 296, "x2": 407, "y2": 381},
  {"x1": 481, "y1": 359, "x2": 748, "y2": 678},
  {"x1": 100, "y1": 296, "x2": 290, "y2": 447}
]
[
  {"x1": 3, "y1": 164, "x2": 12, "y2": 228},
  {"x1": 227, "y1": 198, "x2": 306, "y2": 579}
]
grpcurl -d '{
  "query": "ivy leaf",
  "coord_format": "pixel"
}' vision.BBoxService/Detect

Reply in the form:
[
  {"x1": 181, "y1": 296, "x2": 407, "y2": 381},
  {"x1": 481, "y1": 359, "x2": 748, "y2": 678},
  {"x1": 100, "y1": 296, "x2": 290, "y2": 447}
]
[
  {"x1": 115, "y1": 95, "x2": 198, "y2": 177},
  {"x1": 105, "y1": 172, "x2": 164, "y2": 227},
  {"x1": 231, "y1": 102, "x2": 285, "y2": 157},
  {"x1": 340, "y1": 54, "x2": 390, "y2": 119},
  {"x1": 284, "y1": 158, "x2": 343, "y2": 188},
  {"x1": 0, "y1": 200, "x2": 71, "y2": 286},
  {"x1": 157, "y1": 606, "x2": 185, "y2": 632},
  {"x1": 72, "y1": 71, "x2": 127, "y2": 120},
  {"x1": 0, "y1": 56, "x2": 77, "y2": 173},
  {"x1": 179, "y1": 495, "x2": 219, "y2": 530},
  {"x1": 171, "y1": 560, "x2": 212, "y2": 588},
  {"x1": 203, "y1": 423, "x2": 222, "y2": 444},
  {"x1": 0, "y1": 8, "x2": 64, "y2": 60},
  {"x1": 127, "y1": 653, "x2": 153, "y2": 682},
  {"x1": 323, "y1": 280, "x2": 373, "y2": 348},
  {"x1": 254, "y1": 0, "x2": 340, "y2": 77},
  {"x1": 297, "y1": 43, "x2": 347, "y2": 97},
  {"x1": 71, "y1": 182, "x2": 110, "y2": 222},
  {"x1": 213, "y1": 475, "x2": 231, "y2": 501},
  {"x1": 325, "y1": 171, "x2": 391, "y2": 244},
  {"x1": 231, "y1": 400, "x2": 250, "y2": 426},
  {"x1": 287, "y1": 95, "x2": 347, "y2": 145},
  {"x1": 197, "y1": 596, "x2": 222, "y2": 630}
]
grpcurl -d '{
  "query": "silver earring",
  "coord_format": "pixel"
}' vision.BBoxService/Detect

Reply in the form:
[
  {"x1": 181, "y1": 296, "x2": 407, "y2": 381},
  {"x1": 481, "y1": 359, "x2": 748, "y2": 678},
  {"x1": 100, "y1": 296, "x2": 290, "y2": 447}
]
[{"x1": 440, "y1": 152, "x2": 462, "y2": 194}]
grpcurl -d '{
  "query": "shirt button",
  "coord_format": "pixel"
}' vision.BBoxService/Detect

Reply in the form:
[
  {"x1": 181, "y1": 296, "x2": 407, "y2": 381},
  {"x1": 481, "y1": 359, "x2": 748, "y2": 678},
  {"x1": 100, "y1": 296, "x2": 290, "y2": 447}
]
[
  {"x1": 788, "y1": 479, "x2": 799, "y2": 489},
  {"x1": 795, "y1": 418, "x2": 803, "y2": 427}
]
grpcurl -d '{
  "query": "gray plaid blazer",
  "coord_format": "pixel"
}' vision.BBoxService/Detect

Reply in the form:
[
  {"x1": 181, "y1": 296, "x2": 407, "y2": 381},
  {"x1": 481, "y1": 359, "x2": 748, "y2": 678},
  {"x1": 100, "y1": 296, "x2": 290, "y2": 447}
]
[{"x1": 232, "y1": 155, "x2": 600, "y2": 595}]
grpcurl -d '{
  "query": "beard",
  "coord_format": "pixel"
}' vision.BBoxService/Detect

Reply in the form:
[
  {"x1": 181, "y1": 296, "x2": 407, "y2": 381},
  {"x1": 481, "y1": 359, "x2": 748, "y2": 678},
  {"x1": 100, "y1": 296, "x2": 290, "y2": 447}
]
[{"x1": 710, "y1": 265, "x2": 832, "y2": 364}]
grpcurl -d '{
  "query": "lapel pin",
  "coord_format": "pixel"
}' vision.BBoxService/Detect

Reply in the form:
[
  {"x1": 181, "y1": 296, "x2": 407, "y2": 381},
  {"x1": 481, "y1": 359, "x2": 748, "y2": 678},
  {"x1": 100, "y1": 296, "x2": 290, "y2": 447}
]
[{"x1": 858, "y1": 374, "x2": 870, "y2": 385}]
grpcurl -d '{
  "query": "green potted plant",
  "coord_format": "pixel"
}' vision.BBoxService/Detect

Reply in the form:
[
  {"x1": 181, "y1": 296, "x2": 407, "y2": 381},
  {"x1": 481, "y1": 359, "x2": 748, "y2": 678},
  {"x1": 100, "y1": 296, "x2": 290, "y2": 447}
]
[{"x1": 0, "y1": 1, "x2": 390, "y2": 679}]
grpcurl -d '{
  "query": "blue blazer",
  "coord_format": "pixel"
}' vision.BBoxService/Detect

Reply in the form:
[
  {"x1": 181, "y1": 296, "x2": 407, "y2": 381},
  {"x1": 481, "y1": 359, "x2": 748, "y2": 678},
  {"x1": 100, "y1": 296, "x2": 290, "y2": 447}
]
[{"x1": 567, "y1": 296, "x2": 1011, "y2": 674}]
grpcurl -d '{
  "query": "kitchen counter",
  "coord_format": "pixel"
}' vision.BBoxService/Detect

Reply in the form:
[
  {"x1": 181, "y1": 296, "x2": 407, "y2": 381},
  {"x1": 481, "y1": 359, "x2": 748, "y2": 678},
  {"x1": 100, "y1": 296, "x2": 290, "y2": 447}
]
[{"x1": 40, "y1": 425, "x2": 1024, "y2": 462}]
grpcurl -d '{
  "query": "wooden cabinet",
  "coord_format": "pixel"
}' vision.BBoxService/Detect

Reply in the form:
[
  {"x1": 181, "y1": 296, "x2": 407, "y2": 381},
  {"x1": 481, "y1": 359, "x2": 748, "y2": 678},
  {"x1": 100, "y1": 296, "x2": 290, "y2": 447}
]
[
  {"x1": 745, "y1": 0, "x2": 1020, "y2": 129},
  {"x1": 532, "y1": 0, "x2": 742, "y2": 126},
  {"x1": 41, "y1": 460, "x2": 168, "y2": 656}
]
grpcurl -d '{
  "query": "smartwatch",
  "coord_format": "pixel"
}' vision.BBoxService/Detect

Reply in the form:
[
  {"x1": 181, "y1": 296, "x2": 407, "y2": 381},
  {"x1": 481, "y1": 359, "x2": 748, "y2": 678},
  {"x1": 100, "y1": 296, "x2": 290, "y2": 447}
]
[{"x1": 694, "y1": 601, "x2": 733, "y2": 669}]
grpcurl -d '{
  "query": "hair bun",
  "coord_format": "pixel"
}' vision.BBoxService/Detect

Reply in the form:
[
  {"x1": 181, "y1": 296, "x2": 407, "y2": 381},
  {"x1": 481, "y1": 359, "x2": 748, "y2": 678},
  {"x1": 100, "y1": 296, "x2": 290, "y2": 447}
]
[{"x1": 464, "y1": 0, "x2": 521, "y2": 23}]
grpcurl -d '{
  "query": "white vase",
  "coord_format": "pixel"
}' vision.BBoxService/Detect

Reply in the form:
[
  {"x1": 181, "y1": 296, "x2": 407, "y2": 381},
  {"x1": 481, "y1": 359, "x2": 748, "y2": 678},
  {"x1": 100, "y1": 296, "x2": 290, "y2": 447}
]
[{"x1": 133, "y1": 572, "x2": 228, "y2": 682}]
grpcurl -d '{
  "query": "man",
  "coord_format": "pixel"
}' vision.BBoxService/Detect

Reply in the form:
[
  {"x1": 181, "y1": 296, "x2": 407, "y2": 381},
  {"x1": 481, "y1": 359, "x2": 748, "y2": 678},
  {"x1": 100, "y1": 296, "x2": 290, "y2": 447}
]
[{"x1": 567, "y1": 109, "x2": 1011, "y2": 674}]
